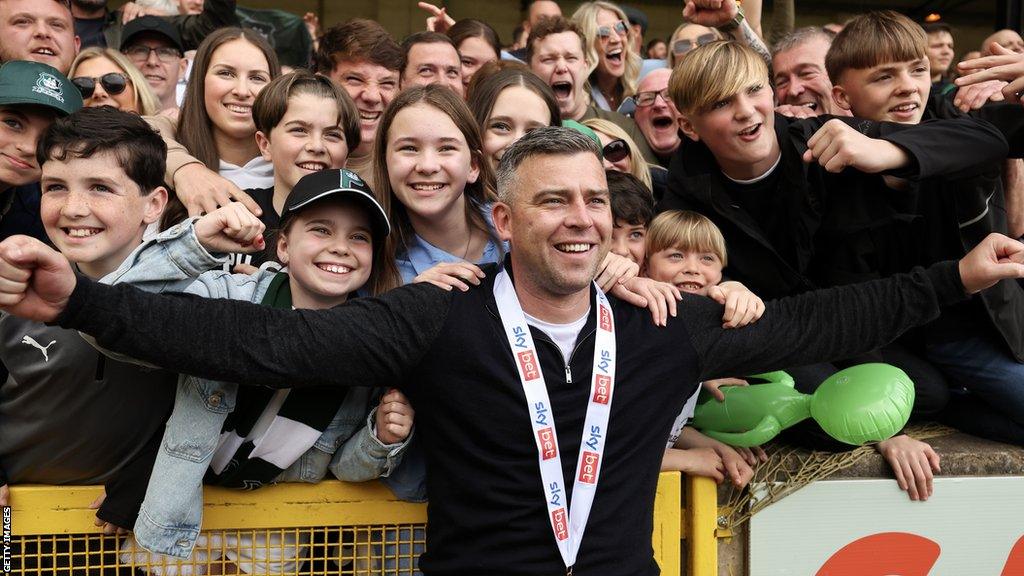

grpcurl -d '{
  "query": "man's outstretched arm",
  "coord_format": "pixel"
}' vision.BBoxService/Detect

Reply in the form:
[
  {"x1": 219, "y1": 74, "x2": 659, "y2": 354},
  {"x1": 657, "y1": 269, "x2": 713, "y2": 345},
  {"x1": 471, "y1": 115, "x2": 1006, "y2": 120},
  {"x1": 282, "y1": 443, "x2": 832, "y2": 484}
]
[
  {"x1": 682, "y1": 234, "x2": 1024, "y2": 381},
  {"x1": 0, "y1": 236, "x2": 451, "y2": 390}
]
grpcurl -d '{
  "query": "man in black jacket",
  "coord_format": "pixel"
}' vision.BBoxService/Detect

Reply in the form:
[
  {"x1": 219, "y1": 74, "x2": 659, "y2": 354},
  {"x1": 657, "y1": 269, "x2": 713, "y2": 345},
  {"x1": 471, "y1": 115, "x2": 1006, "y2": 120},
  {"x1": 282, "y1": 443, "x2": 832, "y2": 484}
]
[{"x1": 1, "y1": 127, "x2": 1022, "y2": 576}]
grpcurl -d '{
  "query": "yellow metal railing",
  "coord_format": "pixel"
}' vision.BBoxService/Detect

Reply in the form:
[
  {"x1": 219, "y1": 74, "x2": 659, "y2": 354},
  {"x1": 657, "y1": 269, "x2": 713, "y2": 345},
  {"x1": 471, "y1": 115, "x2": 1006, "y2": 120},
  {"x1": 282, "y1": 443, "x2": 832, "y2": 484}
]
[{"x1": 7, "y1": 473, "x2": 720, "y2": 575}]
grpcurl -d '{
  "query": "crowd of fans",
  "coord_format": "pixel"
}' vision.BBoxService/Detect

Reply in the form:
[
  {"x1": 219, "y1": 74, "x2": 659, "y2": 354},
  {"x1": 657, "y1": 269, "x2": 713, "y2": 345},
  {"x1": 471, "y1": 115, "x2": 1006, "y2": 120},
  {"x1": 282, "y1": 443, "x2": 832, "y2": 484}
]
[{"x1": 1, "y1": 0, "x2": 1023, "y2": 573}]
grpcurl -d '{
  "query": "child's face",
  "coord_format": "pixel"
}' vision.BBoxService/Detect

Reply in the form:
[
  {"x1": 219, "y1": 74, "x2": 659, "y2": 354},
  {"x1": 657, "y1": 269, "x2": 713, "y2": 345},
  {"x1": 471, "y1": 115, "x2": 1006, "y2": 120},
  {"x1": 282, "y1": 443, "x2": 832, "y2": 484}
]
[
  {"x1": 257, "y1": 93, "x2": 350, "y2": 193},
  {"x1": 645, "y1": 245, "x2": 723, "y2": 296},
  {"x1": 482, "y1": 85, "x2": 551, "y2": 170},
  {"x1": 276, "y1": 200, "x2": 373, "y2": 310},
  {"x1": 679, "y1": 82, "x2": 779, "y2": 180},
  {"x1": 204, "y1": 38, "x2": 271, "y2": 142},
  {"x1": 385, "y1": 102, "x2": 479, "y2": 224},
  {"x1": 40, "y1": 150, "x2": 167, "y2": 279},
  {"x1": 833, "y1": 57, "x2": 931, "y2": 124},
  {"x1": 0, "y1": 106, "x2": 52, "y2": 189},
  {"x1": 610, "y1": 218, "x2": 646, "y2": 265}
]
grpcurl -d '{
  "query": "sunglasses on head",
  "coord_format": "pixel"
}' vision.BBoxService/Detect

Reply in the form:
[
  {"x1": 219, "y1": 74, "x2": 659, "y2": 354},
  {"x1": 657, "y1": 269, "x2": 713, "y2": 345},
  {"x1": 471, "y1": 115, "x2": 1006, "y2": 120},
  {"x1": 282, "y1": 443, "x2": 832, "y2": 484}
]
[
  {"x1": 71, "y1": 73, "x2": 129, "y2": 99},
  {"x1": 602, "y1": 138, "x2": 629, "y2": 163},
  {"x1": 597, "y1": 20, "x2": 629, "y2": 39},
  {"x1": 673, "y1": 33, "x2": 718, "y2": 55}
]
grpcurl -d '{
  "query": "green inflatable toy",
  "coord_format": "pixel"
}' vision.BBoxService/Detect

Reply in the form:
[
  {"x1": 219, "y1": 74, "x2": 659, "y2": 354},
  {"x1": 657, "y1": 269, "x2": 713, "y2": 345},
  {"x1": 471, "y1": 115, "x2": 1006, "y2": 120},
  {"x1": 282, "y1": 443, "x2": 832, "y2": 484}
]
[{"x1": 691, "y1": 364, "x2": 915, "y2": 447}]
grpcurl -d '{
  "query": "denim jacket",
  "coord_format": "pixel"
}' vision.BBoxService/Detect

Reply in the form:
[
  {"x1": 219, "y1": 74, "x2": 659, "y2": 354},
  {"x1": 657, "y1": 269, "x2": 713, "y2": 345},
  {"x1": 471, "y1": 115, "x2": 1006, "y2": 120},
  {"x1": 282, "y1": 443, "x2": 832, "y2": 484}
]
[{"x1": 101, "y1": 218, "x2": 411, "y2": 557}]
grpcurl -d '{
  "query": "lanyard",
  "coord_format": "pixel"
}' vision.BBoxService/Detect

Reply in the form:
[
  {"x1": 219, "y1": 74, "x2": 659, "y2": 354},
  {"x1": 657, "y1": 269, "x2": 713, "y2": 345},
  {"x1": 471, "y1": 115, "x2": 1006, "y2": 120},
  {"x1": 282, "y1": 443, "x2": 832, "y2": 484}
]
[{"x1": 493, "y1": 268, "x2": 616, "y2": 572}]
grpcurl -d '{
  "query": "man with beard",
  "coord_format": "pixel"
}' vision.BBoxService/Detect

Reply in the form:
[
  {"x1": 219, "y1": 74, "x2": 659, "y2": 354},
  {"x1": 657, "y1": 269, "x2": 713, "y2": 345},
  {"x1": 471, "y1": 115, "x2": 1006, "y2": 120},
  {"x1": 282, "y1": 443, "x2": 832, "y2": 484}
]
[{"x1": 68, "y1": 0, "x2": 236, "y2": 51}]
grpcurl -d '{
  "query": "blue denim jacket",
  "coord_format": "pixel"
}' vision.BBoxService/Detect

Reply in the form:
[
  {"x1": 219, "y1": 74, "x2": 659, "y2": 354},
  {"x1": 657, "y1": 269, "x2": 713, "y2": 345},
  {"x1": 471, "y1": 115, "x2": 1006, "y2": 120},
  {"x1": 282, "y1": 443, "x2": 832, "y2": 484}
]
[{"x1": 101, "y1": 219, "x2": 412, "y2": 557}]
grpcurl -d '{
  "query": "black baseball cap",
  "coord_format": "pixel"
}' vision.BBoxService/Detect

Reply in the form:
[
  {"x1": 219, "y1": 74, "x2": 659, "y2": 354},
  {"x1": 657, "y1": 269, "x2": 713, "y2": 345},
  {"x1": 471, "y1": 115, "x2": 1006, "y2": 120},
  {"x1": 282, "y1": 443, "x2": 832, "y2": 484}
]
[
  {"x1": 120, "y1": 16, "x2": 184, "y2": 53},
  {"x1": 282, "y1": 169, "x2": 390, "y2": 243},
  {"x1": 0, "y1": 61, "x2": 82, "y2": 116}
]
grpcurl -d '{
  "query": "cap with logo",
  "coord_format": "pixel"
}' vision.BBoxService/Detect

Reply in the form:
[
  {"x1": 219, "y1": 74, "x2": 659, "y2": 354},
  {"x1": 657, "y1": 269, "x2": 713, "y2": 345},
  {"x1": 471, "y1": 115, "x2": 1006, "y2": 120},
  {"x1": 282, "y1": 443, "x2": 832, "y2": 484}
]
[
  {"x1": 0, "y1": 61, "x2": 82, "y2": 116},
  {"x1": 282, "y1": 169, "x2": 390, "y2": 244},
  {"x1": 120, "y1": 15, "x2": 184, "y2": 53}
]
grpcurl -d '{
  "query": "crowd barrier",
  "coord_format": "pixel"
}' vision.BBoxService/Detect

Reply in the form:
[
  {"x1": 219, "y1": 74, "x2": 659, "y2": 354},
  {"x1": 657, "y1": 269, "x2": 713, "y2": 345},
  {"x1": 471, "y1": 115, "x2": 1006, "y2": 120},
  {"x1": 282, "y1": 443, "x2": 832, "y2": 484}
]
[{"x1": 6, "y1": 473, "x2": 721, "y2": 575}]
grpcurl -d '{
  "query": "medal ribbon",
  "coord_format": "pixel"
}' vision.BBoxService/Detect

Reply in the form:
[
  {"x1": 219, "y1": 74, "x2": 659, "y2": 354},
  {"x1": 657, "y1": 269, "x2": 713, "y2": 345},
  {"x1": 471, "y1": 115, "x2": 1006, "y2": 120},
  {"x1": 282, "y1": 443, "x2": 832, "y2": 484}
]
[{"x1": 493, "y1": 268, "x2": 616, "y2": 569}]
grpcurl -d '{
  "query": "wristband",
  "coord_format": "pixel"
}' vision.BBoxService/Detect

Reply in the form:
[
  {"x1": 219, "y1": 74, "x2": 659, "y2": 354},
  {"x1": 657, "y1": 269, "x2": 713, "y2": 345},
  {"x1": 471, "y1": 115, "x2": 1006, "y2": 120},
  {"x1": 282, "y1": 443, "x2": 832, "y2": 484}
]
[{"x1": 717, "y1": 5, "x2": 745, "y2": 32}]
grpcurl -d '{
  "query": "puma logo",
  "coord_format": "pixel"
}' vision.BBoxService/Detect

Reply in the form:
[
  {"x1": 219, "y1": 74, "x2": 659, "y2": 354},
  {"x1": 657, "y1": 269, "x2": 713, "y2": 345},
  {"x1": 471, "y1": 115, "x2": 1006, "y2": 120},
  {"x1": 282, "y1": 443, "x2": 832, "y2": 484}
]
[{"x1": 21, "y1": 335, "x2": 56, "y2": 362}]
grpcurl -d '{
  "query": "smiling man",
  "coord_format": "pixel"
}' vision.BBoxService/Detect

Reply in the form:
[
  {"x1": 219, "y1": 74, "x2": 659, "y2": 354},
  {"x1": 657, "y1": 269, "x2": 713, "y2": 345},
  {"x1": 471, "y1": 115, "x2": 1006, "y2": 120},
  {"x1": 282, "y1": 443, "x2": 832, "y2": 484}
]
[
  {"x1": 2, "y1": 125, "x2": 1023, "y2": 575},
  {"x1": 527, "y1": 17, "x2": 656, "y2": 162},
  {"x1": 400, "y1": 31, "x2": 463, "y2": 97},
  {"x1": 771, "y1": 27, "x2": 846, "y2": 117},
  {"x1": 0, "y1": 0, "x2": 79, "y2": 75},
  {"x1": 120, "y1": 16, "x2": 186, "y2": 113}
]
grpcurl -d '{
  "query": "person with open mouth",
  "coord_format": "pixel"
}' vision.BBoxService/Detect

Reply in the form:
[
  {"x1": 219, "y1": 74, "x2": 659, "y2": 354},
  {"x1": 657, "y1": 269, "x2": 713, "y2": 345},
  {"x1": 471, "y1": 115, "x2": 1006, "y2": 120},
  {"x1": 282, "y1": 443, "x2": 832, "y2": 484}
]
[
  {"x1": 571, "y1": 1, "x2": 641, "y2": 113},
  {"x1": 0, "y1": 0, "x2": 79, "y2": 76},
  {"x1": 527, "y1": 16, "x2": 659, "y2": 164}
]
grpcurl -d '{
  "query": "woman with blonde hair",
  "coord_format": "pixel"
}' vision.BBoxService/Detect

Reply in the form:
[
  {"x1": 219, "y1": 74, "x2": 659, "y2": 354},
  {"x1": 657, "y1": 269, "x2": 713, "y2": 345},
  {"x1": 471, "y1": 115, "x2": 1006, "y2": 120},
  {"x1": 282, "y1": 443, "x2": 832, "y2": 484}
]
[
  {"x1": 571, "y1": 1, "x2": 641, "y2": 111},
  {"x1": 666, "y1": 22, "x2": 722, "y2": 69},
  {"x1": 69, "y1": 47, "x2": 160, "y2": 115},
  {"x1": 583, "y1": 117, "x2": 668, "y2": 198}
]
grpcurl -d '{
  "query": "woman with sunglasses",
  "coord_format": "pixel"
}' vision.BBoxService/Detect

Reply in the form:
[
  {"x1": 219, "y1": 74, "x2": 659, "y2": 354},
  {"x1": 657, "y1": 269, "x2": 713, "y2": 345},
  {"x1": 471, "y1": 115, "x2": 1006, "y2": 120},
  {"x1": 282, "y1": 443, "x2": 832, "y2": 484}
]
[
  {"x1": 572, "y1": 1, "x2": 642, "y2": 112},
  {"x1": 583, "y1": 117, "x2": 668, "y2": 200},
  {"x1": 69, "y1": 48, "x2": 160, "y2": 116},
  {"x1": 666, "y1": 23, "x2": 722, "y2": 69}
]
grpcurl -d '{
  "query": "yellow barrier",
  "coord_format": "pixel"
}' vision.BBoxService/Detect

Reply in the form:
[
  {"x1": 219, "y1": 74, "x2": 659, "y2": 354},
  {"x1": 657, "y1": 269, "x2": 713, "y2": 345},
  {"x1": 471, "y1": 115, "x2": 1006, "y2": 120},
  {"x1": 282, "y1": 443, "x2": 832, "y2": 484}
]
[{"x1": 7, "y1": 473, "x2": 719, "y2": 575}]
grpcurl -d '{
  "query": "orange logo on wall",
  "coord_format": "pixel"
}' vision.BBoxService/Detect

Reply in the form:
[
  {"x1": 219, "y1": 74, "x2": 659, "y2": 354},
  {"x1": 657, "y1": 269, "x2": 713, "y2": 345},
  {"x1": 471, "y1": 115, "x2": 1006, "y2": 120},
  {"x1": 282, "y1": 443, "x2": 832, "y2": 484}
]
[{"x1": 817, "y1": 533, "x2": 1024, "y2": 575}]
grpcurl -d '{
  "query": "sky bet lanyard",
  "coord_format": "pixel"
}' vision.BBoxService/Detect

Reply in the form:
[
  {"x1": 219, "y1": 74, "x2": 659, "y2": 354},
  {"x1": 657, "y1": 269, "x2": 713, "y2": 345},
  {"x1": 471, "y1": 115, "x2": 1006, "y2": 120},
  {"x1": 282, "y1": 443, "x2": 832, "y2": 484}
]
[{"x1": 493, "y1": 269, "x2": 616, "y2": 575}]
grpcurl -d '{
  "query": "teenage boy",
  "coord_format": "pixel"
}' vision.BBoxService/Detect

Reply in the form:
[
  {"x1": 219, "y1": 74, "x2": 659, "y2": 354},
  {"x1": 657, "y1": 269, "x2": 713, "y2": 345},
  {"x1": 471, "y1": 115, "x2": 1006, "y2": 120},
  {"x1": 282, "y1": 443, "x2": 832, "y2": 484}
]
[
  {"x1": 0, "y1": 60, "x2": 81, "y2": 243},
  {"x1": 827, "y1": 11, "x2": 1024, "y2": 446},
  {"x1": 660, "y1": 41, "x2": 1009, "y2": 500},
  {"x1": 312, "y1": 19, "x2": 401, "y2": 182},
  {"x1": 120, "y1": 16, "x2": 187, "y2": 114},
  {"x1": 0, "y1": 106, "x2": 175, "y2": 529}
]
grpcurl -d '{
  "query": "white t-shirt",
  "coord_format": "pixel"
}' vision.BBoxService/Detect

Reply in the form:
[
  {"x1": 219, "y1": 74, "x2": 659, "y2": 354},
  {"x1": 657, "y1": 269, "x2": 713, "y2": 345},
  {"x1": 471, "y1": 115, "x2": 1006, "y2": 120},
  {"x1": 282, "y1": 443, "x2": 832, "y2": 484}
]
[
  {"x1": 218, "y1": 157, "x2": 274, "y2": 191},
  {"x1": 524, "y1": 309, "x2": 589, "y2": 363}
]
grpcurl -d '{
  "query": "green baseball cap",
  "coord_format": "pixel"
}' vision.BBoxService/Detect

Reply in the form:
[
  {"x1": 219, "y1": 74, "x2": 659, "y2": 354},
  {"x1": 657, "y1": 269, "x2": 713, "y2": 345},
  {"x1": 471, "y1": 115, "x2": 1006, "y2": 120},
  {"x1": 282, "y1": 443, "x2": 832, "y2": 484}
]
[
  {"x1": 0, "y1": 60, "x2": 82, "y2": 116},
  {"x1": 562, "y1": 119, "x2": 603, "y2": 154}
]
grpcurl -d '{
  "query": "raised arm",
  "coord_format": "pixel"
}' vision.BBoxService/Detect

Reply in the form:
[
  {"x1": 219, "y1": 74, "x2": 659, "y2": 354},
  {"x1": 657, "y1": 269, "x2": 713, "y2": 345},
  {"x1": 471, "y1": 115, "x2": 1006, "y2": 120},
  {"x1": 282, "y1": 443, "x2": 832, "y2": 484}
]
[
  {"x1": 682, "y1": 234, "x2": 1024, "y2": 380},
  {"x1": 795, "y1": 114, "x2": 1008, "y2": 180},
  {"x1": 174, "y1": 0, "x2": 239, "y2": 51},
  {"x1": 0, "y1": 235, "x2": 452, "y2": 390},
  {"x1": 683, "y1": 0, "x2": 771, "y2": 68}
]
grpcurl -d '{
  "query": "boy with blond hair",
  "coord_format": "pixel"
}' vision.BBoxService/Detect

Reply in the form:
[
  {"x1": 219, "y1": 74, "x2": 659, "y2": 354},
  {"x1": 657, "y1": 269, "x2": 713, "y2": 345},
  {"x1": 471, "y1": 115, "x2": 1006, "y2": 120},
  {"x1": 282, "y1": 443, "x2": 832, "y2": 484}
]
[
  {"x1": 827, "y1": 11, "x2": 1024, "y2": 448},
  {"x1": 659, "y1": 40, "x2": 1010, "y2": 500}
]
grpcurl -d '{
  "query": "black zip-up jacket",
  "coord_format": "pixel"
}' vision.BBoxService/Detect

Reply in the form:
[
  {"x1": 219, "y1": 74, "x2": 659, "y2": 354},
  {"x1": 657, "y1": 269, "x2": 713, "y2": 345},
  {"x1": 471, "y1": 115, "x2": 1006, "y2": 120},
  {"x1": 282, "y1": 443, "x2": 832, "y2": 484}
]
[
  {"x1": 921, "y1": 95, "x2": 1024, "y2": 360},
  {"x1": 58, "y1": 259, "x2": 966, "y2": 575},
  {"x1": 658, "y1": 113, "x2": 1008, "y2": 300}
]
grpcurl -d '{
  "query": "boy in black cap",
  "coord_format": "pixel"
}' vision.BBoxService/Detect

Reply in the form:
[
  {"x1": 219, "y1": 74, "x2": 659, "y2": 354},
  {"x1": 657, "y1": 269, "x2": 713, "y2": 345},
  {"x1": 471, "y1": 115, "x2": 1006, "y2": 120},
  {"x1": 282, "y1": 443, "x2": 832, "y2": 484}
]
[
  {"x1": 0, "y1": 60, "x2": 82, "y2": 244},
  {"x1": 101, "y1": 168, "x2": 410, "y2": 563},
  {"x1": 120, "y1": 16, "x2": 187, "y2": 113}
]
